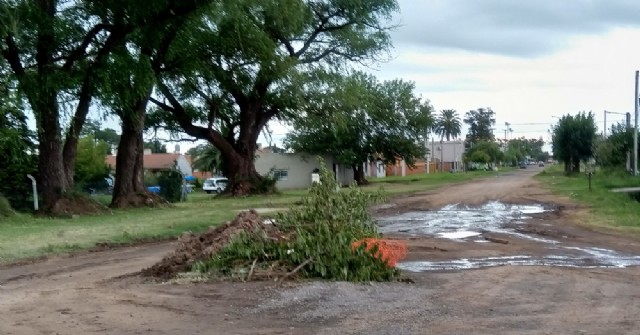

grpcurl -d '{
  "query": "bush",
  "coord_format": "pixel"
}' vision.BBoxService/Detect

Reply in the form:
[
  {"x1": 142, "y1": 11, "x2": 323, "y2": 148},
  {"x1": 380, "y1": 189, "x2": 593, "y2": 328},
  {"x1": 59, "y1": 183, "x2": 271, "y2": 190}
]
[
  {"x1": 157, "y1": 170, "x2": 183, "y2": 203},
  {"x1": 0, "y1": 194, "x2": 15, "y2": 218},
  {"x1": 193, "y1": 158, "x2": 399, "y2": 281}
]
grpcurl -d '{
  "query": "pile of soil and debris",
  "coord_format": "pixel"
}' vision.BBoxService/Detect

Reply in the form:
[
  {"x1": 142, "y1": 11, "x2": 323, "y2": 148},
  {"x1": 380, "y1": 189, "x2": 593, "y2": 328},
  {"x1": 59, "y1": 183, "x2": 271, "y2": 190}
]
[
  {"x1": 109, "y1": 192, "x2": 169, "y2": 209},
  {"x1": 47, "y1": 195, "x2": 110, "y2": 216},
  {"x1": 142, "y1": 210, "x2": 283, "y2": 279}
]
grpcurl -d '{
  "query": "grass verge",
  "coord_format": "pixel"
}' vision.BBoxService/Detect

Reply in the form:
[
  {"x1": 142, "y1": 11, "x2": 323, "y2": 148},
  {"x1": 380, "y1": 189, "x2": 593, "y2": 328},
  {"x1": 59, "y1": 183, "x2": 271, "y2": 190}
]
[
  {"x1": 0, "y1": 170, "x2": 500, "y2": 264},
  {"x1": 536, "y1": 165, "x2": 640, "y2": 229}
]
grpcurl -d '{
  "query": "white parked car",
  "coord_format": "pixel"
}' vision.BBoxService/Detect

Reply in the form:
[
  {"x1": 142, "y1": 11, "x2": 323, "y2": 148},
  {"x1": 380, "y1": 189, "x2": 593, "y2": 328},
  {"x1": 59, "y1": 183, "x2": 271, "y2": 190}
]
[{"x1": 203, "y1": 177, "x2": 228, "y2": 194}]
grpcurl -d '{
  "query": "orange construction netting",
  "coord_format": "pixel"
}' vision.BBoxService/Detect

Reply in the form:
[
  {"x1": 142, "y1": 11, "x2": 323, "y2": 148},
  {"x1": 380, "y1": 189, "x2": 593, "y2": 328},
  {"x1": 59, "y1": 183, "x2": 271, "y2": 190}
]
[{"x1": 352, "y1": 238, "x2": 408, "y2": 267}]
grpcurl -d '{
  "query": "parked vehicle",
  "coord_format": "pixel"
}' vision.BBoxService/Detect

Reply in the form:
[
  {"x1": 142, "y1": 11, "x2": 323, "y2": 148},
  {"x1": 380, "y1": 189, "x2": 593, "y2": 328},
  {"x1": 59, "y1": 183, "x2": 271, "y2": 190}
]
[
  {"x1": 519, "y1": 162, "x2": 527, "y2": 169},
  {"x1": 203, "y1": 177, "x2": 228, "y2": 194},
  {"x1": 538, "y1": 162, "x2": 545, "y2": 167}
]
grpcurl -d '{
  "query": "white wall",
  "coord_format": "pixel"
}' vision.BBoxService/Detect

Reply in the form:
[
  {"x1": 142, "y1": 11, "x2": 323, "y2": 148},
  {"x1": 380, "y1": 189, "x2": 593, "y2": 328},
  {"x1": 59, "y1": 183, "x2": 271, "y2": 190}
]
[{"x1": 255, "y1": 152, "x2": 354, "y2": 189}]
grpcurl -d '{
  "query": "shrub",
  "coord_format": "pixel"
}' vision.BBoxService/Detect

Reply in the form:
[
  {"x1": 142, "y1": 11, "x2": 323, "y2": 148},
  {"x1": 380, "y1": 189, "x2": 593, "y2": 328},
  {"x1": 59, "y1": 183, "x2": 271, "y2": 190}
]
[
  {"x1": 157, "y1": 170, "x2": 183, "y2": 203},
  {"x1": 193, "y1": 158, "x2": 399, "y2": 281},
  {"x1": 0, "y1": 194, "x2": 15, "y2": 218}
]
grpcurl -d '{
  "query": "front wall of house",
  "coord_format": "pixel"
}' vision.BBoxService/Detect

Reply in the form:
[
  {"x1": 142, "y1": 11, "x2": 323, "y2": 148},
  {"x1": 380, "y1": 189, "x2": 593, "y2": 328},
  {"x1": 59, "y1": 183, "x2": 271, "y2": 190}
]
[
  {"x1": 176, "y1": 156, "x2": 193, "y2": 176},
  {"x1": 255, "y1": 153, "x2": 354, "y2": 189}
]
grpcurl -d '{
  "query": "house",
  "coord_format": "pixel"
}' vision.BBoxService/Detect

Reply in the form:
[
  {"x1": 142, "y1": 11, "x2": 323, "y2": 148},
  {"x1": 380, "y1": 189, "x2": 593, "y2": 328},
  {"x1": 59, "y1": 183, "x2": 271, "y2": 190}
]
[
  {"x1": 105, "y1": 149, "x2": 193, "y2": 176},
  {"x1": 363, "y1": 140, "x2": 466, "y2": 177},
  {"x1": 254, "y1": 151, "x2": 354, "y2": 189},
  {"x1": 427, "y1": 140, "x2": 465, "y2": 172}
]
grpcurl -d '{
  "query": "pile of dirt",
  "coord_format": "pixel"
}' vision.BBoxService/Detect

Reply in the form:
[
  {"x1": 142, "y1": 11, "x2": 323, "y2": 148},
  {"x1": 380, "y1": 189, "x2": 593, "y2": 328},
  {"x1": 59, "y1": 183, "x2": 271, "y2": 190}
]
[
  {"x1": 142, "y1": 210, "x2": 282, "y2": 279},
  {"x1": 47, "y1": 195, "x2": 110, "y2": 216},
  {"x1": 109, "y1": 192, "x2": 169, "y2": 209}
]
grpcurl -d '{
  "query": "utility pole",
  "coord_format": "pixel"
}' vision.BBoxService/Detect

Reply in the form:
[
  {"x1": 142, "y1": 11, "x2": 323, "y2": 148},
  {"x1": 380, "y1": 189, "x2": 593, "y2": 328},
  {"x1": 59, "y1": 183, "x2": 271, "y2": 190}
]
[
  {"x1": 604, "y1": 110, "x2": 607, "y2": 137},
  {"x1": 635, "y1": 70, "x2": 639, "y2": 175},
  {"x1": 424, "y1": 129, "x2": 429, "y2": 174}
]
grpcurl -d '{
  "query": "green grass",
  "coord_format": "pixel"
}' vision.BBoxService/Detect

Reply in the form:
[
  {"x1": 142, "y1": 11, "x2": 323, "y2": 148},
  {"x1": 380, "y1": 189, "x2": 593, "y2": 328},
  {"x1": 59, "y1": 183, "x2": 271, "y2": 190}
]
[
  {"x1": 0, "y1": 192, "x2": 302, "y2": 263},
  {"x1": 536, "y1": 164, "x2": 640, "y2": 229},
  {"x1": 0, "y1": 170, "x2": 501, "y2": 264}
]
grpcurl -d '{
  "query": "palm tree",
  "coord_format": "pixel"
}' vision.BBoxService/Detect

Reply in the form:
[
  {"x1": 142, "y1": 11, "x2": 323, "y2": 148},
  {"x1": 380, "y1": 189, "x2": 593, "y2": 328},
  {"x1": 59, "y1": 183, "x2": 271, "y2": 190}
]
[
  {"x1": 434, "y1": 109, "x2": 462, "y2": 141},
  {"x1": 190, "y1": 144, "x2": 223, "y2": 176}
]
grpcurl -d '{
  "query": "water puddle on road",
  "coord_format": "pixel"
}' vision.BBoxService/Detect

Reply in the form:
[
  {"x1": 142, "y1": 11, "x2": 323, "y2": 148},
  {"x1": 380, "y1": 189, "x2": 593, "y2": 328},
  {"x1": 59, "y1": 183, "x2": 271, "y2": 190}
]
[{"x1": 378, "y1": 201, "x2": 640, "y2": 271}]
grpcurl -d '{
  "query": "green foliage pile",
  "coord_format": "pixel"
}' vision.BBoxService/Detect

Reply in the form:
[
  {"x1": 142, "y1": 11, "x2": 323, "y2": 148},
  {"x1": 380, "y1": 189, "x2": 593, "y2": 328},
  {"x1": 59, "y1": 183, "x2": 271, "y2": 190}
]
[
  {"x1": 157, "y1": 170, "x2": 183, "y2": 203},
  {"x1": 193, "y1": 159, "x2": 398, "y2": 281}
]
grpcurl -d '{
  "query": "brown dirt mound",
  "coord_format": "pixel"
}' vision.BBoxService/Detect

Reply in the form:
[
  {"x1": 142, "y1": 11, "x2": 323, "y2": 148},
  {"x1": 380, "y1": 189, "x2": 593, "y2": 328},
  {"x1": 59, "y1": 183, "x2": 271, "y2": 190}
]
[
  {"x1": 142, "y1": 210, "x2": 281, "y2": 279},
  {"x1": 47, "y1": 195, "x2": 110, "y2": 216},
  {"x1": 109, "y1": 192, "x2": 169, "y2": 209}
]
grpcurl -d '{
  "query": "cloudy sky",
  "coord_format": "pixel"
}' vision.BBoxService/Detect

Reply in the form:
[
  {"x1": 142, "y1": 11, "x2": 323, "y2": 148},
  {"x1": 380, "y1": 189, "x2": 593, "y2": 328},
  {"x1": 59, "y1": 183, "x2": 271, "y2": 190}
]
[{"x1": 368, "y1": 0, "x2": 640, "y2": 146}]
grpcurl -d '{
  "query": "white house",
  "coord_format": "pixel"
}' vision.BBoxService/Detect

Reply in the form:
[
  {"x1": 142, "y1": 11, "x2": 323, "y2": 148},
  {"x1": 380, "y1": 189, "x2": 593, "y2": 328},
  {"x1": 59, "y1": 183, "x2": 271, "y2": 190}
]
[{"x1": 254, "y1": 151, "x2": 354, "y2": 189}]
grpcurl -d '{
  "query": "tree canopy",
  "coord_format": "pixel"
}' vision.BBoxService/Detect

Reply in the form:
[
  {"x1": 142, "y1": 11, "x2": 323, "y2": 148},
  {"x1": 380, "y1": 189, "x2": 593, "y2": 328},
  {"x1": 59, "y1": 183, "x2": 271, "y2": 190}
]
[
  {"x1": 146, "y1": 0, "x2": 399, "y2": 194},
  {"x1": 0, "y1": 0, "x2": 215, "y2": 211},
  {"x1": 285, "y1": 72, "x2": 432, "y2": 184},
  {"x1": 434, "y1": 109, "x2": 461, "y2": 141},
  {"x1": 552, "y1": 112, "x2": 597, "y2": 174},
  {"x1": 464, "y1": 108, "x2": 496, "y2": 145}
]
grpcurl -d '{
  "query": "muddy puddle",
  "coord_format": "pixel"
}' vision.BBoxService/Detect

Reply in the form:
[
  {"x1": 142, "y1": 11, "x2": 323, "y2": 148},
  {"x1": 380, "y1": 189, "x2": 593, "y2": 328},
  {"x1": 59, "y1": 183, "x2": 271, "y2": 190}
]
[{"x1": 378, "y1": 201, "x2": 640, "y2": 271}]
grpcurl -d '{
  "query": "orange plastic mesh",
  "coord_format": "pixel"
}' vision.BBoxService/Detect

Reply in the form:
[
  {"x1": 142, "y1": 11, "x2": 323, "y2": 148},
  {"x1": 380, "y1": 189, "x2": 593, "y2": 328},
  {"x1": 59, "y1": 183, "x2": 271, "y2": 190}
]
[{"x1": 352, "y1": 238, "x2": 408, "y2": 267}]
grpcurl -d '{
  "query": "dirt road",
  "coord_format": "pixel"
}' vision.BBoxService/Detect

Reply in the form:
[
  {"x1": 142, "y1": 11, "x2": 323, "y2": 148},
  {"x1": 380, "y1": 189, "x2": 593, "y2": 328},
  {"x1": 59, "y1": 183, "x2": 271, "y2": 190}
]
[{"x1": 3, "y1": 168, "x2": 640, "y2": 335}]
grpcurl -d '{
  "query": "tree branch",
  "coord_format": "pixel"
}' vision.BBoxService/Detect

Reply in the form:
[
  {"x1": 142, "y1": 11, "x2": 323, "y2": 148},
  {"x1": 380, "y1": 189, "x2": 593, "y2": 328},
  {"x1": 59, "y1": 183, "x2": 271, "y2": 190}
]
[
  {"x1": 62, "y1": 23, "x2": 111, "y2": 71},
  {"x1": 1, "y1": 34, "x2": 25, "y2": 79}
]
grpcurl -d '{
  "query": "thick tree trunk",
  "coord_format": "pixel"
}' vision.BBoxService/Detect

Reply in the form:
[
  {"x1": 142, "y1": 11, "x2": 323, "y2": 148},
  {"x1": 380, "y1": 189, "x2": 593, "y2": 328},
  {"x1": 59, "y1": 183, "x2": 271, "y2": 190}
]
[
  {"x1": 37, "y1": 104, "x2": 69, "y2": 210},
  {"x1": 572, "y1": 158, "x2": 581, "y2": 174},
  {"x1": 110, "y1": 97, "x2": 151, "y2": 208},
  {"x1": 222, "y1": 152, "x2": 264, "y2": 195},
  {"x1": 353, "y1": 165, "x2": 369, "y2": 186}
]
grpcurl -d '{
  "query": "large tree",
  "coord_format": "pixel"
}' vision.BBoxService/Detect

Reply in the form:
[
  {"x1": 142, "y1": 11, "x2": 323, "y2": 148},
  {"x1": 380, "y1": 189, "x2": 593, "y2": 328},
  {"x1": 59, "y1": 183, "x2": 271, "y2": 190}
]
[
  {"x1": 0, "y1": 0, "x2": 211, "y2": 211},
  {"x1": 552, "y1": 112, "x2": 597, "y2": 174},
  {"x1": 148, "y1": 0, "x2": 398, "y2": 195},
  {"x1": 434, "y1": 109, "x2": 462, "y2": 141},
  {"x1": 94, "y1": 2, "x2": 213, "y2": 208},
  {"x1": 285, "y1": 73, "x2": 433, "y2": 185},
  {"x1": 464, "y1": 107, "x2": 496, "y2": 145}
]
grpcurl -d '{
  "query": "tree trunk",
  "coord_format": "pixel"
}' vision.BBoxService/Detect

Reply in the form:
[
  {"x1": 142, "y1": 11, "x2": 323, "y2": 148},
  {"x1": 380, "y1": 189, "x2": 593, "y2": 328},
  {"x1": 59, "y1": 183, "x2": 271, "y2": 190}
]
[
  {"x1": 572, "y1": 158, "x2": 581, "y2": 174},
  {"x1": 110, "y1": 97, "x2": 151, "y2": 208},
  {"x1": 220, "y1": 144, "x2": 268, "y2": 196},
  {"x1": 37, "y1": 104, "x2": 69, "y2": 210},
  {"x1": 62, "y1": 77, "x2": 94, "y2": 187},
  {"x1": 353, "y1": 165, "x2": 369, "y2": 186}
]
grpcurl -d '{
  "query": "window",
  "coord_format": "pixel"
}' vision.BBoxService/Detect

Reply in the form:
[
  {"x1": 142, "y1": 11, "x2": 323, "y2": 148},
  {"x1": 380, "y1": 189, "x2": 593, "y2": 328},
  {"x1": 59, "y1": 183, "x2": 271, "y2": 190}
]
[{"x1": 273, "y1": 169, "x2": 289, "y2": 181}]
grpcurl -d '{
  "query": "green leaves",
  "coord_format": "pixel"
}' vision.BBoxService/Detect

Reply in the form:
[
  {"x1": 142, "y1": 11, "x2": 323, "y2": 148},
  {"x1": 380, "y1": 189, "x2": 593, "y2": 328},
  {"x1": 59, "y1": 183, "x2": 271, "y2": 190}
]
[
  {"x1": 464, "y1": 108, "x2": 496, "y2": 145},
  {"x1": 286, "y1": 71, "x2": 433, "y2": 172},
  {"x1": 193, "y1": 158, "x2": 397, "y2": 281},
  {"x1": 434, "y1": 109, "x2": 462, "y2": 141},
  {"x1": 552, "y1": 112, "x2": 597, "y2": 173}
]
